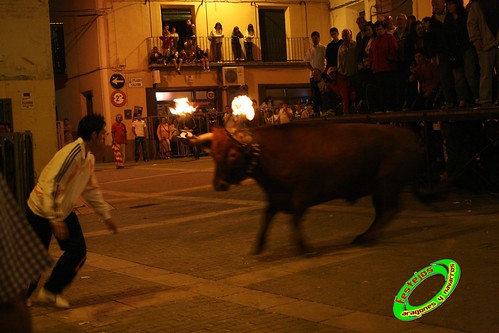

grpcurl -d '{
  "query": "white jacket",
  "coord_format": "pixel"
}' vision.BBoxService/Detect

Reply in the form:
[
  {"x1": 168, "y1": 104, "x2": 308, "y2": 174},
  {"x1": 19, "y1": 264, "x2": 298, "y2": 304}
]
[
  {"x1": 28, "y1": 138, "x2": 111, "y2": 222},
  {"x1": 467, "y1": 1, "x2": 499, "y2": 51}
]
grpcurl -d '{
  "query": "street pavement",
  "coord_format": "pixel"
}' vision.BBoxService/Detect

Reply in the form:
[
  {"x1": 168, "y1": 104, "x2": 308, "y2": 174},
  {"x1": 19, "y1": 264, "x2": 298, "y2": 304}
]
[{"x1": 31, "y1": 157, "x2": 499, "y2": 333}]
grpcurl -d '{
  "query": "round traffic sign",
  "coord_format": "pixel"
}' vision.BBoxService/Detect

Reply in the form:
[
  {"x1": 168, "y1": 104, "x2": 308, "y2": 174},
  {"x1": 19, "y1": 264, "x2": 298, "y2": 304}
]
[
  {"x1": 110, "y1": 73, "x2": 125, "y2": 89},
  {"x1": 111, "y1": 90, "x2": 127, "y2": 107}
]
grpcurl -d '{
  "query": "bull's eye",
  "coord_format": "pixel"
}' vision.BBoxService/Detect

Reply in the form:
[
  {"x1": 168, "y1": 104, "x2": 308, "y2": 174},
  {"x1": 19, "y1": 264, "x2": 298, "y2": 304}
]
[{"x1": 228, "y1": 150, "x2": 240, "y2": 161}]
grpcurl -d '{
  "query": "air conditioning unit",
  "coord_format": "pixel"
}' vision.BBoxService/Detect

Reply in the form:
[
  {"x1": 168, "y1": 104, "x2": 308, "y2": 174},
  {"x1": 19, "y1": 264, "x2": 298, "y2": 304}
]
[{"x1": 222, "y1": 67, "x2": 245, "y2": 86}]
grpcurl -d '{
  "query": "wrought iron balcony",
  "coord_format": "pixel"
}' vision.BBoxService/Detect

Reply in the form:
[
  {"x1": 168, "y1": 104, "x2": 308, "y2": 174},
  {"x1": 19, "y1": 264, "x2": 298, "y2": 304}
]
[{"x1": 147, "y1": 36, "x2": 309, "y2": 66}]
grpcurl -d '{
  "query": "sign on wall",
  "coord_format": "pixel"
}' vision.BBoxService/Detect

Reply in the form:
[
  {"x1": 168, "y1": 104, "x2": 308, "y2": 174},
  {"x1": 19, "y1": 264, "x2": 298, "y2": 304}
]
[
  {"x1": 111, "y1": 90, "x2": 127, "y2": 107},
  {"x1": 21, "y1": 92, "x2": 34, "y2": 109},
  {"x1": 110, "y1": 73, "x2": 125, "y2": 89},
  {"x1": 128, "y1": 78, "x2": 143, "y2": 88}
]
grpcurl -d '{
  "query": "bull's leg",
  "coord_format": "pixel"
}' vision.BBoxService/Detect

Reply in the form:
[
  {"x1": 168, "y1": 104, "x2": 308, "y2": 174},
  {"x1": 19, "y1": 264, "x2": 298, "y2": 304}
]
[
  {"x1": 353, "y1": 183, "x2": 401, "y2": 244},
  {"x1": 290, "y1": 209, "x2": 309, "y2": 254},
  {"x1": 254, "y1": 204, "x2": 278, "y2": 254}
]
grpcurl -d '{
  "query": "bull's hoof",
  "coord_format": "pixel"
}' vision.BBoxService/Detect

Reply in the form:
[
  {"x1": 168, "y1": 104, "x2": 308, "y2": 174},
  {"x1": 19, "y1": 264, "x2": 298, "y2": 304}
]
[
  {"x1": 252, "y1": 243, "x2": 265, "y2": 255},
  {"x1": 352, "y1": 235, "x2": 378, "y2": 246},
  {"x1": 297, "y1": 243, "x2": 315, "y2": 257},
  {"x1": 251, "y1": 248, "x2": 263, "y2": 255}
]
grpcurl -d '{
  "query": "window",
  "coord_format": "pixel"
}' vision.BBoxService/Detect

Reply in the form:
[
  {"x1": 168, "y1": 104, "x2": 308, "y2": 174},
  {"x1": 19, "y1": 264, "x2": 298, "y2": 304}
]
[{"x1": 50, "y1": 23, "x2": 66, "y2": 74}]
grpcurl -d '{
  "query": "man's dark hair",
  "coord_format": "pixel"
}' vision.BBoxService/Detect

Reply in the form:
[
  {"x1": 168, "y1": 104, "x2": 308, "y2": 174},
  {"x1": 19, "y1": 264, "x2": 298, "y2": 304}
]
[
  {"x1": 329, "y1": 27, "x2": 339, "y2": 34},
  {"x1": 77, "y1": 114, "x2": 106, "y2": 141},
  {"x1": 311, "y1": 31, "x2": 320, "y2": 38},
  {"x1": 374, "y1": 21, "x2": 385, "y2": 29}
]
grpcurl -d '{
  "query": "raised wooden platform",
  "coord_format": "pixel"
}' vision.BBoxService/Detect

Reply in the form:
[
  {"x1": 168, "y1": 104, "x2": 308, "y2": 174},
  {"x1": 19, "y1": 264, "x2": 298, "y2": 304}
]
[{"x1": 318, "y1": 106, "x2": 499, "y2": 124}]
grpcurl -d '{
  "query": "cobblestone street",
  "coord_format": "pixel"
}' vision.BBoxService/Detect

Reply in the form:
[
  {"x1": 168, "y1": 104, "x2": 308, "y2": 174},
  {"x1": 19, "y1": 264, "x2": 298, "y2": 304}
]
[{"x1": 31, "y1": 157, "x2": 499, "y2": 333}]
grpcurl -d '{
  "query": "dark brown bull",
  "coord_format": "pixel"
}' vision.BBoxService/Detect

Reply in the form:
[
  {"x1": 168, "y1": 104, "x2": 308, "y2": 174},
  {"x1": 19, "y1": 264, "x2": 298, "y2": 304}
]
[{"x1": 192, "y1": 122, "x2": 423, "y2": 254}]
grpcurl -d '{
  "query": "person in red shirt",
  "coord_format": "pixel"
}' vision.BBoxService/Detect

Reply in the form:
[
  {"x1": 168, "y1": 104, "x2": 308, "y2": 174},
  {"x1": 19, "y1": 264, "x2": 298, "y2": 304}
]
[
  {"x1": 111, "y1": 114, "x2": 127, "y2": 168},
  {"x1": 369, "y1": 21, "x2": 399, "y2": 111}
]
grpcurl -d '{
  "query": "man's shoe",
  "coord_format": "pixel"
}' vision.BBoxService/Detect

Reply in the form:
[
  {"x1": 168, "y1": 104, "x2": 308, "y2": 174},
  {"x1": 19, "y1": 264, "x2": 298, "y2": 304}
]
[{"x1": 36, "y1": 288, "x2": 70, "y2": 308}]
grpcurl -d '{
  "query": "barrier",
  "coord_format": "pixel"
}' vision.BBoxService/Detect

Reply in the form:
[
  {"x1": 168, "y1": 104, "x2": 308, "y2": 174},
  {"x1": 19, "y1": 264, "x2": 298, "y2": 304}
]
[{"x1": 307, "y1": 107, "x2": 499, "y2": 192}]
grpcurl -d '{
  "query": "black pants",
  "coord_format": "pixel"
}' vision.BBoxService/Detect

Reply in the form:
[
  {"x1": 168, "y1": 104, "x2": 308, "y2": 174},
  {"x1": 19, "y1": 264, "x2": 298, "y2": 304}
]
[
  {"x1": 310, "y1": 77, "x2": 322, "y2": 114},
  {"x1": 26, "y1": 208, "x2": 86, "y2": 296},
  {"x1": 135, "y1": 136, "x2": 148, "y2": 161},
  {"x1": 244, "y1": 42, "x2": 253, "y2": 61}
]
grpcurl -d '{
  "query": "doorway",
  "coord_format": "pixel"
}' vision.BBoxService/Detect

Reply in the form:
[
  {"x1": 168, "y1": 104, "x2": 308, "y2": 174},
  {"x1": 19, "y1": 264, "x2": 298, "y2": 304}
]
[
  {"x1": 259, "y1": 9, "x2": 287, "y2": 62},
  {"x1": 161, "y1": 7, "x2": 194, "y2": 50}
]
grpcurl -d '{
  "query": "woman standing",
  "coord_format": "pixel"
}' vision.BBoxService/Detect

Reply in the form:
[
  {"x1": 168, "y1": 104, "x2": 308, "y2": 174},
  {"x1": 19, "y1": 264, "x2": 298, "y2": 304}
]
[
  {"x1": 231, "y1": 26, "x2": 244, "y2": 61},
  {"x1": 156, "y1": 117, "x2": 171, "y2": 159},
  {"x1": 209, "y1": 22, "x2": 224, "y2": 62},
  {"x1": 244, "y1": 24, "x2": 255, "y2": 61}
]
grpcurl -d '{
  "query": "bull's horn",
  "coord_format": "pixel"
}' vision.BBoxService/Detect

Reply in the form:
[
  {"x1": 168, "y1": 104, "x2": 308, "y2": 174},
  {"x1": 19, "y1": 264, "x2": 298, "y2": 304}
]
[{"x1": 194, "y1": 132, "x2": 213, "y2": 143}]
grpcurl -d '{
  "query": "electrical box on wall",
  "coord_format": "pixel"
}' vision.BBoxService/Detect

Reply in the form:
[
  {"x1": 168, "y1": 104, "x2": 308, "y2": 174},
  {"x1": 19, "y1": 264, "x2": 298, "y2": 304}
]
[
  {"x1": 222, "y1": 67, "x2": 245, "y2": 86},
  {"x1": 152, "y1": 70, "x2": 161, "y2": 84}
]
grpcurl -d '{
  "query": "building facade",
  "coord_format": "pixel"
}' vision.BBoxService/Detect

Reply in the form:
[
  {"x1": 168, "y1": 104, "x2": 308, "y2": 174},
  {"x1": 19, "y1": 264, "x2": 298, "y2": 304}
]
[{"x1": 1, "y1": 0, "x2": 432, "y2": 174}]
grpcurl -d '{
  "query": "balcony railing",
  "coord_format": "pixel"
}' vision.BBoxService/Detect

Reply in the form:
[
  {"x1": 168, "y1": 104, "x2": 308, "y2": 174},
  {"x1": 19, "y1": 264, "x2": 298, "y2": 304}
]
[{"x1": 147, "y1": 36, "x2": 310, "y2": 64}]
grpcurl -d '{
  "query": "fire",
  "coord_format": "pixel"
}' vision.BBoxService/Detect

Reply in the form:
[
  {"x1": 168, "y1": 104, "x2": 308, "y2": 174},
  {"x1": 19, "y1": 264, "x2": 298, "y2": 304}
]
[
  {"x1": 231, "y1": 95, "x2": 254, "y2": 121},
  {"x1": 170, "y1": 98, "x2": 196, "y2": 115}
]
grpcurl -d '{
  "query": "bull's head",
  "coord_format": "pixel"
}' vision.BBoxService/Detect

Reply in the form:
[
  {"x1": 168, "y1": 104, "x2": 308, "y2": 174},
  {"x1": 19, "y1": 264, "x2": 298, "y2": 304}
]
[{"x1": 190, "y1": 128, "x2": 258, "y2": 191}]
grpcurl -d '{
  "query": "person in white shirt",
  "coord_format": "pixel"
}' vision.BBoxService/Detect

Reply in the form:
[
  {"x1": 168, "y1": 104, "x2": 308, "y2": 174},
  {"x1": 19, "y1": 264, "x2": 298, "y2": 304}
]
[
  {"x1": 305, "y1": 31, "x2": 326, "y2": 114},
  {"x1": 209, "y1": 22, "x2": 224, "y2": 62},
  {"x1": 132, "y1": 113, "x2": 148, "y2": 162},
  {"x1": 244, "y1": 24, "x2": 255, "y2": 61},
  {"x1": 278, "y1": 102, "x2": 293, "y2": 124},
  {"x1": 25, "y1": 114, "x2": 118, "y2": 308}
]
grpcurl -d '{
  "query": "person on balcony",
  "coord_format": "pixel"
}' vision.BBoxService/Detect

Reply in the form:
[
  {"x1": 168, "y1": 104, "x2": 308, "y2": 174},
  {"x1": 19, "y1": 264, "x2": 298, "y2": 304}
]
[
  {"x1": 231, "y1": 26, "x2": 244, "y2": 61},
  {"x1": 209, "y1": 22, "x2": 224, "y2": 63},
  {"x1": 159, "y1": 24, "x2": 171, "y2": 60},
  {"x1": 167, "y1": 46, "x2": 182, "y2": 74},
  {"x1": 195, "y1": 45, "x2": 210, "y2": 72},
  {"x1": 170, "y1": 26, "x2": 180, "y2": 51},
  {"x1": 149, "y1": 46, "x2": 164, "y2": 65},
  {"x1": 186, "y1": 19, "x2": 196, "y2": 49},
  {"x1": 244, "y1": 24, "x2": 255, "y2": 61}
]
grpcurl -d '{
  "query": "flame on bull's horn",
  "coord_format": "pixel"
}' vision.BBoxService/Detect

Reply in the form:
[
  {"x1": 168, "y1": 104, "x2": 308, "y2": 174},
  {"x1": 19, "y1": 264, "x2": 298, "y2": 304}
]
[
  {"x1": 170, "y1": 98, "x2": 196, "y2": 115},
  {"x1": 231, "y1": 95, "x2": 255, "y2": 121}
]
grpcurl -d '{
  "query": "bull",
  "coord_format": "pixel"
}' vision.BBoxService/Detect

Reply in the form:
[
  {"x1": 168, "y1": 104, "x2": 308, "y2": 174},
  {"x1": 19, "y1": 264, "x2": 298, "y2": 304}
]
[{"x1": 191, "y1": 122, "x2": 424, "y2": 254}]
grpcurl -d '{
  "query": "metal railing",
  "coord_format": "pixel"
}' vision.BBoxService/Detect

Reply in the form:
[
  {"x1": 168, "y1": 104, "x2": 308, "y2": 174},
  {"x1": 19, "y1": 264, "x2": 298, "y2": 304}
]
[
  {"x1": 146, "y1": 114, "x2": 223, "y2": 159},
  {"x1": 0, "y1": 132, "x2": 35, "y2": 211},
  {"x1": 147, "y1": 36, "x2": 309, "y2": 63}
]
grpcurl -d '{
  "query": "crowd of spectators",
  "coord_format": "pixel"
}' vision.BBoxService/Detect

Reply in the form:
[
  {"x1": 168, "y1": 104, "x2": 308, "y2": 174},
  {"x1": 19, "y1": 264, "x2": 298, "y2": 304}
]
[
  {"x1": 149, "y1": 19, "x2": 257, "y2": 69},
  {"x1": 307, "y1": 0, "x2": 498, "y2": 115}
]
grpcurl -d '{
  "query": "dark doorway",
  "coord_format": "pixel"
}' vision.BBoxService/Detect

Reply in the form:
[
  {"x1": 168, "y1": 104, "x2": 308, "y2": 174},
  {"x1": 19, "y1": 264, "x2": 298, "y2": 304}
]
[
  {"x1": 82, "y1": 91, "x2": 93, "y2": 115},
  {"x1": 161, "y1": 7, "x2": 193, "y2": 50},
  {"x1": 259, "y1": 9, "x2": 286, "y2": 62},
  {"x1": 0, "y1": 99, "x2": 13, "y2": 131}
]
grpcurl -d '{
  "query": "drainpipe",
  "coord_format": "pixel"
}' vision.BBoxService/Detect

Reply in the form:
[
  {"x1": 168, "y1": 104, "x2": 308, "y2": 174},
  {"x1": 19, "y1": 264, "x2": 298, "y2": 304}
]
[
  {"x1": 148, "y1": 0, "x2": 152, "y2": 38},
  {"x1": 252, "y1": 2, "x2": 258, "y2": 38},
  {"x1": 300, "y1": 1, "x2": 308, "y2": 37},
  {"x1": 205, "y1": 0, "x2": 209, "y2": 38}
]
